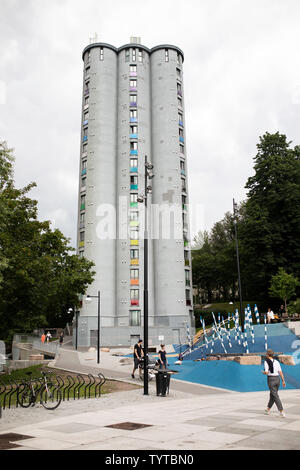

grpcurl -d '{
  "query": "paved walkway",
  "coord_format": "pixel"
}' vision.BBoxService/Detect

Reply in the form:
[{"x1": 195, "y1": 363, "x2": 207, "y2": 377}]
[{"x1": 1, "y1": 344, "x2": 300, "y2": 450}]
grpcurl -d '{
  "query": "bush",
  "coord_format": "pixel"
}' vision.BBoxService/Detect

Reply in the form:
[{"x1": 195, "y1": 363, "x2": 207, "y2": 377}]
[{"x1": 287, "y1": 298, "x2": 300, "y2": 316}]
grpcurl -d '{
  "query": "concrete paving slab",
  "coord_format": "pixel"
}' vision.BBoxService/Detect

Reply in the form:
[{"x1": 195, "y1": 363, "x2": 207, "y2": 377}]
[
  {"x1": 15, "y1": 438, "x2": 75, "y2": 450},
  {"x1": 44, "y1": 422, "x2": 103, "y2": 434},
  {"x1": 279, "y1": 420, "x2": 300, "y2": 431}
]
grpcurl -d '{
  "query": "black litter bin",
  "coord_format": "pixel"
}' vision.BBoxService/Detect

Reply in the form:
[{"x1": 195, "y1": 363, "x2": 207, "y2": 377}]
[{"x1": 155, "y1": 370, "x2": 171, "y2": 397}]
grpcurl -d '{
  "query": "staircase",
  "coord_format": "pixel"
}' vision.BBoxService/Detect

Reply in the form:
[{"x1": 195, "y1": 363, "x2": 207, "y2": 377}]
[{"x1": 286, "y1": 321, "x2": 300, "y2": 338}]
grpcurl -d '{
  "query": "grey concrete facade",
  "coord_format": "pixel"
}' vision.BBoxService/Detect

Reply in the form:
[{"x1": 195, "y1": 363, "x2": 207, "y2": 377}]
[{"x1": 76, "y1": 40, "x2": 194, "y2": 347}]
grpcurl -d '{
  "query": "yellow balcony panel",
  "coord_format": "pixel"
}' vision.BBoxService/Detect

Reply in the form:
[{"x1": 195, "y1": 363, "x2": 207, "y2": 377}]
[
  {"x1": 130, "y1": 239, "x2": 139, "y2": 246},
  {"x1": 130, "y1": 259, "x2": 139, "y2": 265},
  {"x1": 79, "y1": 241, "x2": 85, "y2": 248}
]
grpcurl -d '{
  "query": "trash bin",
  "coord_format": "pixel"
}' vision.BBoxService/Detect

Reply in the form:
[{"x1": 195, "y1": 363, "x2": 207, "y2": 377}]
[{"x1": 155, "y1": 370, "x2": 171, "y2": 397}]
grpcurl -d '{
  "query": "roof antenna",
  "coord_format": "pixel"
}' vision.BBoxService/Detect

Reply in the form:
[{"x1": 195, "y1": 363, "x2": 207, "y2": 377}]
[{"x1": 89, "y1": 33, "x2": 98, "y2": 44}]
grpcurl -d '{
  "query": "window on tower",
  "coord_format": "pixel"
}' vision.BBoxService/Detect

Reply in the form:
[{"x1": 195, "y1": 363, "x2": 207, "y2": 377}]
[
  {"x1": 130, "y1": 310, "x2": 141, "y2": 326},
  {"x1": 165, "y1": 49, "x2": 169, "y2": 62}
]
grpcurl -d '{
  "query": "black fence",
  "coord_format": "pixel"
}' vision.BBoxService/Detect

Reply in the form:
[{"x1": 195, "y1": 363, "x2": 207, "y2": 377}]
[{"x1": 0, "y1": 371, "x2": 106, "y2": 411}]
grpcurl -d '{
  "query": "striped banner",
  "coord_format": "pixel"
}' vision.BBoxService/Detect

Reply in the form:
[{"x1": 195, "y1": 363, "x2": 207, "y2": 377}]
[
  {"x1": 264, "y1": 315, "x2": 268, "y2": 351},
  {"x1": 244, "y1": 319, "x2": 249, "y2": 354},
  {"x1": 234, "y1": 310, "x2": 240, "y2": 344},
  {"x1": 247, "y1": 304, "x2": 255, "y2": 344},
  {"x1": 211, "y1": 313, "x2": 227, "y2": 354},
  {"x1": 200, "y1": 316, "x2": 209, "y2": 350},
  {"x1": 186, "y1": 323, "x2": 192, "y2": 352},
  {"x1": 210, "y1": 327, "x2": 215, "y2": 354},
  {"x1": 222, "y1": 315, "x2": 232, "y2": 348},
  {"x1": 254, "y1": 304, "x2": 260, "y2": 324}
]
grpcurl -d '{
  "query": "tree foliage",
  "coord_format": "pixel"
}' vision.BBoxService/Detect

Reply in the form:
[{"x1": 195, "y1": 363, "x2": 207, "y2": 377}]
[
  {"x1": 192, "y1": 132, "x2": 300, "y2": 307},
  {"x1": 269, "y1": 268, "x2": 299, "y2": 312},
  {"x1": 0, "y1": 142, "x2": 95, "y2": 341}
]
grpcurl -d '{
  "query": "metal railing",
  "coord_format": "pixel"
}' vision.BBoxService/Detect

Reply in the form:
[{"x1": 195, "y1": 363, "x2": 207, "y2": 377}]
[
  {"x1": 13, "y1": 334, "x2": 59, "y2": 356},
  {"x1": 0, "y1": 371, "x2": 106, "y2": 411}
]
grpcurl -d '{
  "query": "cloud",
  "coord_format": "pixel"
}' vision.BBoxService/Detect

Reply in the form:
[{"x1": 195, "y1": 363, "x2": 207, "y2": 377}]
[{"x1": 1, "y1": 0, "x2": 300, "y2": 245}]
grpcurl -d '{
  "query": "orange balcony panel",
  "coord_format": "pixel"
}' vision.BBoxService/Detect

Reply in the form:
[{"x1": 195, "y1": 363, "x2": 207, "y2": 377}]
[
  {"x1": 130, "y1": 279, "x2": 139, "y2": 285},
  {"x1": 130, "y1": 259, "x2": 139, "y2": 265}
]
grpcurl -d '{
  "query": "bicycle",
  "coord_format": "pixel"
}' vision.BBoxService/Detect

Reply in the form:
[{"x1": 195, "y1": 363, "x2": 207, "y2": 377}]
[{"x1": 17, "y1": 371, "x2": 62, "y2": 410}]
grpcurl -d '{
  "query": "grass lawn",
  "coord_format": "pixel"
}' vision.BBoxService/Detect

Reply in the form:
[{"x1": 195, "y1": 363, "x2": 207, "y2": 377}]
[{"x1": 0, "y1": 364, "x2": 141, "y2": 408}]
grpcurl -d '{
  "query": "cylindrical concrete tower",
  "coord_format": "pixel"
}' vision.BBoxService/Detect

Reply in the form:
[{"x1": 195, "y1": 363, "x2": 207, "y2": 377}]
[
  {"x1": 76, "y1": 39, "x2": 194, "y2": 347},
  {"x1": 77, "y1": 44, "x2": 118, "y2": 346}
]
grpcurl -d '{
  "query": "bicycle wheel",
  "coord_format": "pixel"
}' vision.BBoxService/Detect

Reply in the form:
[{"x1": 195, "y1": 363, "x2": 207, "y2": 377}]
[
  {"x1": 17, "y1": 384, "x2": 33, "y2": 408},
  {"x1": 40, "y1": 385, "x2": 62, "y2": 410}
]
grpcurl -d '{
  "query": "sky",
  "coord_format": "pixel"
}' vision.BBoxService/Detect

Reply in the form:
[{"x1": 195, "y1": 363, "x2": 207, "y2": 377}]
[{"x1": 1, "y1": 0, "x2": 300, "y2": 246}]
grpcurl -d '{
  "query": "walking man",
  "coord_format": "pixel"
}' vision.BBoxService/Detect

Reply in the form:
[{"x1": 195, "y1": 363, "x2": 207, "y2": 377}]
[
  {"x1": 262, "y1": 349, "x2": 286, "y2": 417},
  {"x1": 131, "y1": 339, "x2": 144, "y2": 379}
]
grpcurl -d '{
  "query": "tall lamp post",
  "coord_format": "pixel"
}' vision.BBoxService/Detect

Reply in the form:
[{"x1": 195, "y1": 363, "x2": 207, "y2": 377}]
[
  {"x1": 137, "y1": 156, "x2": 154, "y2": 396},
  {"x1": 68, "y1": 307, "x2": 79, "y2": 350},
  {"x1": 233, "y1": 199, "x2": 244, "y2": 332},
  {"x1": 86, "y1": 291, "x2": 101, "y2": 363}
]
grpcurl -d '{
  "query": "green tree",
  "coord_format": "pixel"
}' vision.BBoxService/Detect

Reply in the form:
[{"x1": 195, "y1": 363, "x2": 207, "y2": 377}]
[
  {"x1": 269, "y1": 267, "x2": 299, "y2": 313},
  {"x1": 0, "y1": 142, "x2": 95, "y2": 341},
  {"x1": 240, "y1": 132, "x2": 300, "y2": 300}
]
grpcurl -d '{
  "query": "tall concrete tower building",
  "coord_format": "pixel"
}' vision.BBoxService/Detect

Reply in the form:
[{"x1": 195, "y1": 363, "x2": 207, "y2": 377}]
[{"x1": 76, "y1": 38, "x2": 194, "y2": 347}]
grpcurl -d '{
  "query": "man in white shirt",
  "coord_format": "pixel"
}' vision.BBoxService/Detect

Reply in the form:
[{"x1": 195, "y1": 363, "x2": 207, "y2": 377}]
[{"x1": 262, "y1": 349, "x2": 286, "y2": 417}]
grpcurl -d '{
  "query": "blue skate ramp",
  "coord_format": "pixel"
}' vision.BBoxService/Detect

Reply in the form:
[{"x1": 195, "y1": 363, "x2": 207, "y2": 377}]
[{"x1": 168, "y1": 357, "x2": 300, "y2": 392}]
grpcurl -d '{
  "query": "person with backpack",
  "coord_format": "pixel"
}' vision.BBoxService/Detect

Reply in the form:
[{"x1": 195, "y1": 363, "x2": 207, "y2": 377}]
[
  {"x1": 131, "y1": 339, "x2": 144, "y2": 379},
  {"x1": 262, "y1": 349, "x2": 286, "y2": 417}
]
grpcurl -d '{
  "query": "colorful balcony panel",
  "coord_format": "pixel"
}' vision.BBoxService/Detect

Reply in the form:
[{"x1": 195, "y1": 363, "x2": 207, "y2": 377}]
[
  {"x1": 130, "y1": 184, "x2": 138, "y2": 190},
  {"x1": 130, "y1": 167, "x2": 138, "y2": 173},
  {"x1": 83, "y1": 119, "x2": 88, "y2": 126},
  {"x1": 83, "y1": 136, "x2": 88, "y2": 142},
  {"x1": 130, "y1": 102, "x2": 137, "y2": 107},
  {"x1": 130, "y1": 202, "x2": 138, "y2": 208},
  {"x1": 80, "y1": 204, "x2": 85, "y2": 211},
  {"x1": 130, "y1": 150, "x2": 138, "y2": 156},
  {"x1": 130, "y1": 259, "x2": 139, "y2": 265},
  {"x1": 179, "y1": 120, "x2": 184, "y2": 127},
  {"x1": 130, "y1": 87, "x2": 137, "y2": 92},
  {"x1": 130, "y1": 240, "x2": 139, "y2": 246},
  {"x1": 130, "y1": 221, "x2": 139, "y2": 227},
  {"x1": 130, "y1": 133, "x2": 138, "y2": 139},
  {"x1": 130, "y1": 279, "x2": 139, "y2": 285},
  {"x1": 81, "y1": 169, "x2": 87, "y2": 176},
  {"x1": 129, "y1": 72, "x2": 137, "y2": 77},
  {"x1": 79, "y1": 241, "x2": 85, "y2": 248},
  {"x1": 130, "y1": 117, "x2": 137, "y2": 123},
  {"x1": 179, "y1": 136, "x2": 184, "y2": 143},
  {"x1": 131, "y1": 300, "x2": 139, "y2": 306}
]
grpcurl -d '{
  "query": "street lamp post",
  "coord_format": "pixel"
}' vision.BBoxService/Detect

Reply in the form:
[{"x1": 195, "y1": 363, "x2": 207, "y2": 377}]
[
  {"x1": 233, "y1": 199, "x2": 244, "y2": 332},
  {"x1": 86, "y1": 291, "x2": 101, "y2": 363},
  {"x1": 137, "y1": 156, "x2": 154, "y2": 396},
  {"x1": 68, "y1": 307, "x2": 79, "y2": 350}
]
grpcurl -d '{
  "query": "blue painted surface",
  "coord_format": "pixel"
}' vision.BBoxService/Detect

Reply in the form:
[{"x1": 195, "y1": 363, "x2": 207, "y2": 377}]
[
  {"x1": 169, "y1": 324, "x2": 300, "y2": 391},
  {"x1": 167, "y1": 356, "x2": 300, "y2": 392},
  {"x1": 130, "y1": 150, "x2": 138, "y2": 156}
]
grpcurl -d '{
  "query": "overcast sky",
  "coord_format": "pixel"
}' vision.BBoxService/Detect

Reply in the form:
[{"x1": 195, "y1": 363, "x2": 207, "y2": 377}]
[{"x1": 1, "y1": 0, "x2": 300, "y2": 246}]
